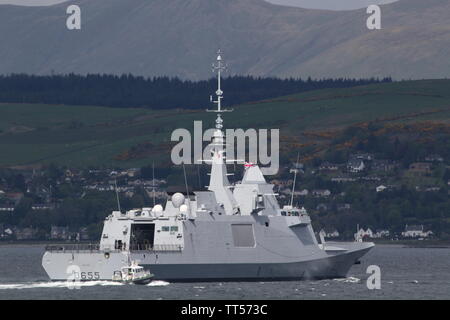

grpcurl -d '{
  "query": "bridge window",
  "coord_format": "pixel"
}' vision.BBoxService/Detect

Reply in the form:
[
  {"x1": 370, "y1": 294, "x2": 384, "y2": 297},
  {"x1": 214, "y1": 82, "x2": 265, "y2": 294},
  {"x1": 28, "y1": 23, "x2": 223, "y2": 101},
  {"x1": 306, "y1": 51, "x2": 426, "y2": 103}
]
[
  {"x1": 161, "y1": 226, "x2": 170, "y2": 232},
  {"x1": 170, "y1": 226, "x2": 179, "y2": 232}
]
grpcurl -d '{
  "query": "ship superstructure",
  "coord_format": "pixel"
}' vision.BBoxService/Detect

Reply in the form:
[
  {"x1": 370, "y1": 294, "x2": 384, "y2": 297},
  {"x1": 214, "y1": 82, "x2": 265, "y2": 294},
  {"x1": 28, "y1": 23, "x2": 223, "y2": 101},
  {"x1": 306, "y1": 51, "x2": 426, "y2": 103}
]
[{"x1": 42, "y1": 52, "x2": 374, "y2": 282}]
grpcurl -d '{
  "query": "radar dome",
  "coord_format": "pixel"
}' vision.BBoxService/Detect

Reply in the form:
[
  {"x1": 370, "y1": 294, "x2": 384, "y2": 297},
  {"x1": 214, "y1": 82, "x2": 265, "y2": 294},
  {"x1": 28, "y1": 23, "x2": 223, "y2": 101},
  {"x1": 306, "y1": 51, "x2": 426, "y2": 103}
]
[
  {"x1": 172, "y1": 193, "x2": 185, "y2": 208},
  {"x1": 152, "y1": 204, "x2": 163, "y2": 215},
  {"x1": 179, "y1": 204, "x2": 188, "y2": 214}
]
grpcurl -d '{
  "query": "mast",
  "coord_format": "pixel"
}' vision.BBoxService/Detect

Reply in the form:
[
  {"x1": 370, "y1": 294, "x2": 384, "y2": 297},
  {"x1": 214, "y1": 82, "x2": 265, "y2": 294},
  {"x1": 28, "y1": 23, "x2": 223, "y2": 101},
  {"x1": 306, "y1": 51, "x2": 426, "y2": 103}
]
[
  {"x1": 207, "y1": 50, "x2": 232, "y2": 126},
  {"x1": 114, "y1": 179, "x2": 121, "y2": 213},
  {"x1": 152, "y1": 162, "x2": 156, "y2": 206},
  {"x1": 206, "y1": 50, "x2": 237, "y2": 215}
]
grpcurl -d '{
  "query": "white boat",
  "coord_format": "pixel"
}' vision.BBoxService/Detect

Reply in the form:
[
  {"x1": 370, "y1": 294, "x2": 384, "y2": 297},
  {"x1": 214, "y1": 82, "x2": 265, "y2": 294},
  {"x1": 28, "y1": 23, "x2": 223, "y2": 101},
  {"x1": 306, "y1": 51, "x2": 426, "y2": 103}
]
[{"x1": 112, "y1": 262, "x2": 154, "y2": 285}]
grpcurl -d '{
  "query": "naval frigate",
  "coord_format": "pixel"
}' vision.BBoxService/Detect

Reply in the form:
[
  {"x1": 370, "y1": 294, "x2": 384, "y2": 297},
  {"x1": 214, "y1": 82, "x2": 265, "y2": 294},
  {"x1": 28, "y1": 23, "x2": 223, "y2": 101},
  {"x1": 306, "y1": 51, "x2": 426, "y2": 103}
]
[{"x1": 42, "y1": 52, "x2": 374, "y2": 282}]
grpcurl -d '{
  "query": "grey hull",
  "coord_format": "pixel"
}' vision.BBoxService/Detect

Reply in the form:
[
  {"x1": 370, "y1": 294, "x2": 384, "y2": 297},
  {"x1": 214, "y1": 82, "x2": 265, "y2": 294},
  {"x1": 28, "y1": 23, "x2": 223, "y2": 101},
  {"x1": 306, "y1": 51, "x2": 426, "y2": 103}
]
[
  {"x1": 143, "y1": 244, "x2": 372, "y2": 282},
  {"x1": 43, "y1": 242, "x2": 373, "y2": 282}
]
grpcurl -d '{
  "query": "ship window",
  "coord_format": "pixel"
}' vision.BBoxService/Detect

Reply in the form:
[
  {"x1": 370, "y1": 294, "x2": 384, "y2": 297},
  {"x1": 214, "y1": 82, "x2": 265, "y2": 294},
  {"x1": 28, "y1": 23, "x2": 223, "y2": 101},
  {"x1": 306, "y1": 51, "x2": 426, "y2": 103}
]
[
  {"x1": 231, "y1": 224, "x2": 255, "y2": 247},
  {"x1": 162, "y1": 226, "x2": 170, "y2": 232},
  {"x1": 170, "y1": 226, "x2": 178, "y2": 232},
  {"x1": 281, "y1": 211, "x2": 286, "y2": 216},
  {"x1": 114, "y1": 240, "x2": 123, "y2": 250}
]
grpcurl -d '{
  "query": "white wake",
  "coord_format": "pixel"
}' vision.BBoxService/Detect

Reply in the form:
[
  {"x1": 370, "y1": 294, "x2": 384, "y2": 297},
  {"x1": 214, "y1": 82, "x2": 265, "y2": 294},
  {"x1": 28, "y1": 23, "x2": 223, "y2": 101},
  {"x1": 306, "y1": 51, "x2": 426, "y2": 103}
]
[
  {"x1": 0, "y1": 281, "x2": 123, "y2": 290},
  {"x1": 333, "y1": 276, "x2": 361, "y2": 283},
  {"x1": 147, "y1": 280, "x2": 170, "y2": 287}
]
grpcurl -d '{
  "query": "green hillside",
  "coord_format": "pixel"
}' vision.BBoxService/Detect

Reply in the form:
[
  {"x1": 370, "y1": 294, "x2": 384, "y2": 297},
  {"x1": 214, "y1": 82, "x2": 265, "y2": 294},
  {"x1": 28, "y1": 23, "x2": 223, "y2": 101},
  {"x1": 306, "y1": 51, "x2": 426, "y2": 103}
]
[{"x1": 0, "y1": 79, "x2": 449, "y2": 168}]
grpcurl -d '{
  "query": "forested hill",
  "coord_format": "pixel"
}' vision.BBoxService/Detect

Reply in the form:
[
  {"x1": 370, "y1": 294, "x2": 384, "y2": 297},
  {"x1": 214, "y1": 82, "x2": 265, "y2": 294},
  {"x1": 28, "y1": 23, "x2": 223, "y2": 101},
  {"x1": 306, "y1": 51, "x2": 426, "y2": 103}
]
[{"x1": 0, "y1": 74, "x2": 391, "y2": 110}]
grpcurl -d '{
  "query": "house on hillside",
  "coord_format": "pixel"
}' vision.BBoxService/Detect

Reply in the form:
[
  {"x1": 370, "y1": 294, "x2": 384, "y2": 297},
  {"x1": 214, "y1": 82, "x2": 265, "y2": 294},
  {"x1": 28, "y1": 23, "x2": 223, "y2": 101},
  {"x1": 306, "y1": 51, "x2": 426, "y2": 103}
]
[
  {"x1": 347, "y1": 159, "x2": 365, "y2": 173},
  {"x1": 50, "y1": 226, "x2": 70, "y2": 240},
  {"x1": 373, "y1": 229, "x2": 390, "y2": 238},
  {"x1": 0, "y1": 206, "x2": 15, "y2": 212},
  {"x1": 424, "y1": 154, "x2": 444, "y2": 162},
  {"x1": 319, "y1": 228, "x2": 340, "y2": 239},
  {"x1": 312, "y1": 189, "x2": 331, "y2": 197},
  {"x1": 319, "y1": 162, "x2": 339, "y2": 171},
  {"x1": 96, "y1": 184, "x2": 114, "y2": 192},
  {"x1": 354, "y1": 228, "x2": 374, "y2": 241},
  {"x1": 31, "y1": 203, "x2": 55, "y2": 211},
  {"x1": 331, "y1": 176, "x2": 357, "y2": 183},
  {"x1": 1, "y1": 227, "x2": 13, "y2": 239},
  {"x1": 401, "y1": 225, "x2": 433, "y2": 238},
  {"x1": 361, "y1": 176, "x2": 381, "y2": 182},
  {"x1": 376, "y1": 185, "x2": 387, "y2": 193},
  {"x1": 127, "y1": 168, "x2": 141, "y2": 178}
]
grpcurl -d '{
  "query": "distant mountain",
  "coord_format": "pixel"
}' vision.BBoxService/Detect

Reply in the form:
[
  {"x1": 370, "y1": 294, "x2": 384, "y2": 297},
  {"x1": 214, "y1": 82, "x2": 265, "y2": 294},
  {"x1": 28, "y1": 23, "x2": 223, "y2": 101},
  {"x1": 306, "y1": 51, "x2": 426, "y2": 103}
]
[
  {"x1": 0, "y1": 0, "x2": 449, "y2": 80},
  {"x1": 265, "y1": 0, "x2": 398, "y2": 11}
]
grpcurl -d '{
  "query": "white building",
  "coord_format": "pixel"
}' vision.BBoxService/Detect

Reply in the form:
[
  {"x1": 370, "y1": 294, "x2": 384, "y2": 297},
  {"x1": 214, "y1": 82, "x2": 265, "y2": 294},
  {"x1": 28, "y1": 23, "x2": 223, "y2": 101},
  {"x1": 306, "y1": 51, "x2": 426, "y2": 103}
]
[
  {"x1": 319, "y1": 228, "x2": 340, "y2": 239},
  {"x1": 401, "y1": 225, "x2": 433, "y2": 238},
  {"x1": 312, "y1": 189, "x2": 331, "y2": 197},
  {"x1": 373, "y1": 229, "x2": 390, "y2": 238},
  {"x1": 347, "y1": 159, "x2": 365, "y2": 173},
  {"x1": 354, "y1": 227, "x2": 374, "y2": 241}
]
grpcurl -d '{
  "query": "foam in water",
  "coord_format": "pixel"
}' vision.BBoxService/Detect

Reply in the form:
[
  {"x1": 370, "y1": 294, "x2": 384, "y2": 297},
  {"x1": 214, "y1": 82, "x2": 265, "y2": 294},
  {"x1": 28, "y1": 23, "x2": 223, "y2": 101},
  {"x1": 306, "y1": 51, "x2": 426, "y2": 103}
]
[
  {"x1": 333, "y1": 276, "x2": 361, "y2": 283},
  {"x1": 147, "y1": 280, "x2": 170, "y2": 287},
  {"x1": 0, "y1": 281, "x2": 123, "y2": 290},
  {"x1": 0, "y1": 280, "x2": 170, "y2": 290}
]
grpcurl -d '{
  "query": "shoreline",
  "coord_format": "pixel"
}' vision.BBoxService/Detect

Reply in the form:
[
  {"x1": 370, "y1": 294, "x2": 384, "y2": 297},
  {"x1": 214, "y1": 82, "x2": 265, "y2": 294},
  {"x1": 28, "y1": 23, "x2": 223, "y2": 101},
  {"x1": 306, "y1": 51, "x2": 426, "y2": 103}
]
[
  {"x1": 370, "y1": 239, "x2": 450, "y2": 248},
  {"x1": 2, "y1": 239, "x2": 450, "y2": 248}
]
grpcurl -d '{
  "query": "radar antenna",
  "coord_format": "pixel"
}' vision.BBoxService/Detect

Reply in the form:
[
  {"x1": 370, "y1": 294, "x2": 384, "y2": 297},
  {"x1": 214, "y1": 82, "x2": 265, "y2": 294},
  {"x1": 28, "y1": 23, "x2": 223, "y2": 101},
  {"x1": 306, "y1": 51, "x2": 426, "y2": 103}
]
[
  {"x1": 289, "y1": 153, "x2": 300, "y2": 207},
  {"x1": 207, "y1": 49, "x2": 233, "y2": 130},
  {"x1": 114, "y1": 179, "x2": 121, "y2": 213}
]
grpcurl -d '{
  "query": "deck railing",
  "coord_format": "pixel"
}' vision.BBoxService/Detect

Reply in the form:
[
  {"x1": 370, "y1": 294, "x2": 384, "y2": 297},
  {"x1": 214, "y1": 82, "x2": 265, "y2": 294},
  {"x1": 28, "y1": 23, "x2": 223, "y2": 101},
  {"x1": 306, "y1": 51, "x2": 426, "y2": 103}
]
[
  {"x1": 44, "y1": 243, "x2": 183, "y2": 253},
  {"x1": 129, "y1": 244, "x2": 183, "y2": 252},
  {"x1": 44, "y1": 243, "x2": 101, "y2": 252}
]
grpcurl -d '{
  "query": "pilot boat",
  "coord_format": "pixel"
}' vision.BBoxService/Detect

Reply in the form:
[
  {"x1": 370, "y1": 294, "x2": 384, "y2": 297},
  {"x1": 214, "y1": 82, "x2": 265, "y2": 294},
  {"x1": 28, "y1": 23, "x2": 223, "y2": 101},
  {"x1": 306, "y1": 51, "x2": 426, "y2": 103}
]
[{"x1": 112, "y1": 262, "x2": 154, "y2": 285}]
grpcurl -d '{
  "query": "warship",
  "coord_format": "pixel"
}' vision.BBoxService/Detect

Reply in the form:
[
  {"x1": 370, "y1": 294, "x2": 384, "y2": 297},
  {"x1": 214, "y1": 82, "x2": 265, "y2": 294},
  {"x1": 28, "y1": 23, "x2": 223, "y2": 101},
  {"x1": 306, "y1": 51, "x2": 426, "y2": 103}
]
[{"x1": 42, "y1": 52, "x2": 374, "y2": 282}]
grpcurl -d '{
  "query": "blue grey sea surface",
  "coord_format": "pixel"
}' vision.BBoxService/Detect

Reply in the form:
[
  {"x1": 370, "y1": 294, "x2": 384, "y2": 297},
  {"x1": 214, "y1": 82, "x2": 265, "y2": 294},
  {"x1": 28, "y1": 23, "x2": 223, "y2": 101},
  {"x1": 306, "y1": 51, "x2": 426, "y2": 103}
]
[{"x1": 0, "y1": 244, "x2": 449, "y2": 300}]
